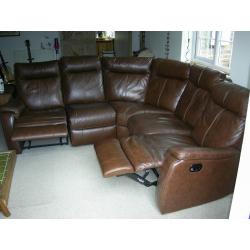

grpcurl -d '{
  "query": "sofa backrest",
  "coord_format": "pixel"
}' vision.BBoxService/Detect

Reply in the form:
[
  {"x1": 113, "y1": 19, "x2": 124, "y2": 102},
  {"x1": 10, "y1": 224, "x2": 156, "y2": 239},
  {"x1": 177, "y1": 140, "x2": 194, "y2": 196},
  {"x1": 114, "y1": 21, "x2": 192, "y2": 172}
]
[
  {"x1": 15, "y1": 61, "x2": 64, "y2": 110},
  {"x1": 175, "y1": 65, "x2": 226, "y2": 127},
  {"x1": 60, "y1": 56, "x2": 104, "y2": 105},
  {"x1": 102, "y1": 57, "x2": 152, "y2": 102},
  {"x1": 192, "y1": 82, "x2": 249, "y2": 149},
  {"x1": 145, "y1": 59, "x2": 190, "y2": 112}
]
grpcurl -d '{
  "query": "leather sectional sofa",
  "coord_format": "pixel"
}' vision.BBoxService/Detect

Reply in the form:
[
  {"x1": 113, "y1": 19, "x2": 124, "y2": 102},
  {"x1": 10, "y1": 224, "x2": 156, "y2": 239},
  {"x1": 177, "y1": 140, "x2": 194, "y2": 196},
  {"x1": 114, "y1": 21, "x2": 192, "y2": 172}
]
[{"x1": 0, "y1": 56, "x2": 249, "y2": 214}]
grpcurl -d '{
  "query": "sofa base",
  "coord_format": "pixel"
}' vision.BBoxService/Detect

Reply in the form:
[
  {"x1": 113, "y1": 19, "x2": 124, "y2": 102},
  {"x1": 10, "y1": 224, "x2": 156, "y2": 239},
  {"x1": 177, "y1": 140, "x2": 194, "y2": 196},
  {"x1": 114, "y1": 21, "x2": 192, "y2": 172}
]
[
  {"x1": 22, "y1": 136, "x2": 69, "y2": 150},
  {"x1": 125, "y1": 168, "x2": 159, "y2": 187}
]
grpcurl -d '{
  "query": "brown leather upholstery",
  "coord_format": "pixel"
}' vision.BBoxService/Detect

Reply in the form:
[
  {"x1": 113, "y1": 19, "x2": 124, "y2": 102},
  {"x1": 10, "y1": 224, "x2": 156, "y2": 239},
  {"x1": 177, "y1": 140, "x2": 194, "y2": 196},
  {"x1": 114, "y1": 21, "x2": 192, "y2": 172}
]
[
  {"x1": 15, "y1": 61, "x2": 64, "y2": 110},
  {"x1": 175, "y1": 65, "x2": 226, "y2": 128},
  {"x1": 110, "y1": 101, "x2": 169, "y2": 127},
  {"x1": 1, "y1": 60, "x2": 68, "y2": 148},
  {"x1": 0, "y1": 98, "x2": 25, "y2": 119},
  {"x1": 0, "y1": 56, "x2": 249, "y2": 215},
  {"x1": 67, "y1": 103, "x2": 115, "y2": 130},
  {"x1": 128, "y1": 113, "x2": 191, "y2": 136},
  {"x1": 66, "y1": 103, "x2": 116, "y2": 145},
  {"x1": 70, "y1": 126, "x2": 116, "y2": 146},
  {"x1": 157, "y1": 147, "x2": 240, "y2": 213},
  {"x1": 60, "y1": 56, "x2": 104, "y2": 104},
  {"x1": 146, "y1": 59, "x2": 190, "y2": 111},
  {"x1": 15, "y1": 108, "x2": 66, "y2": 128},
  {"x1": 12, "y1": 124, "x2": 67, "y2": 141},
  {"x1": 120, "y1": 134, "x2": 196, "y2": 171},
  {"x1": 60, "y1": 56, "x2": 117, "y2": 145},
  {"x1": 93, "y1": 58, "x2": 248, "y2": 214},
  {"x1": 0, "y1": 112, "x2": 24, "y2": 154},
  {"x1": 102, "y1": 57, "x2": 152, "y2": 102},
  {"x1": 192, "y1": 82, "x2": 248, "y2": 149},
  {"x1": 12, "y1": 108, "x2": 67, "y2": 141},
  {"x1": 95, "y1": 138, "x2": 135, "y2": 177},
  {"x1": 0, "y1": 99, "x2": 26, "y2": 153},
  {"x1": 116, "y1": 126, "x2": 130, "y2": 139},
  {"x1": 175, "y1": 81, "x2": 210, "y2": 127}
]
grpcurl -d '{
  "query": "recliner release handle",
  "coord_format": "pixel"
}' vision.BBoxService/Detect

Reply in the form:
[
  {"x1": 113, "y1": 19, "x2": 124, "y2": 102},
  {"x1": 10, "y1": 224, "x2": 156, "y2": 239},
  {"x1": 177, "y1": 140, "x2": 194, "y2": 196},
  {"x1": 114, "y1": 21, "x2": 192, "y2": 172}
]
[{"x1": 190, "y1": 163, "x2": 202, "y2": 172}]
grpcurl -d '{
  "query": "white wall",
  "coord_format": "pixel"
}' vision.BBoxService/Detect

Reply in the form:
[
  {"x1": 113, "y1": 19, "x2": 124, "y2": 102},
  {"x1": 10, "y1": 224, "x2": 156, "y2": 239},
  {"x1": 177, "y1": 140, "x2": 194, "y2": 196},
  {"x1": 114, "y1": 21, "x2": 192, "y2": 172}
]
[
  {"x1": 145, "y1": 31, "x2": 182, "y2": 60},
  {"x1": 145, "y1": 31, "x2": 166, "y2": 58},
  {"x1": 114, "y1": 31, "x2": 130, "y2": 57},
  {"x1": 169, "y1": 31, "x2": 182, "y2": 60},
  {"x1": 230, "y1": 31, "x2": 250, "y2": 88},
  {"x1": 0, "y1": 31, "x2": 60, "y2": 71},
  {"x1": 132, "y1": 31, "x2": 140, "y2": 52}
]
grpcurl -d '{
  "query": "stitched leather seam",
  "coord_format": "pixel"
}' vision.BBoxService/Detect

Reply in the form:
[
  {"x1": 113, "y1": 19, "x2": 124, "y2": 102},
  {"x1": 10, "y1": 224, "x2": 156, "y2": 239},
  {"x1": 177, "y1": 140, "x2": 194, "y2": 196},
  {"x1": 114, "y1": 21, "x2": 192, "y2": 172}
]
[
  {"x1": 121, "y1": 137, "x2": 154, "y2": 170},
  {"x1": 197, "y1": 69, "x2": 205, "y2": 87},
  {"x1": 120, "y1": 140, "x2": 136, "y2": 170},
  {"x1": 143, "y1": 136, "x2": 160, "y2": 166},
  {"x1": 201, "y1": 109, "x2": 225, "y2": 146},
  {"x1": 183, "y1": 88, "x2": 199, "y2": 121},
  {"x1": 157, "y1": 79, "x2": 168, "y2": 106},
  {"x1": 222, "y1": 89, "x2": 231, "y2": 105}
]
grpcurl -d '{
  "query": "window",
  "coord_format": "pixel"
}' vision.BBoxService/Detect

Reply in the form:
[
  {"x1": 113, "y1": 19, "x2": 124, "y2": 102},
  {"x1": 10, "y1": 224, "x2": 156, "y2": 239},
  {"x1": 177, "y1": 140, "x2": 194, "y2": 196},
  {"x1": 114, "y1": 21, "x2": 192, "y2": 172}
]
[
  {"x1": 192, "y1": 31, "x2": 234, "y2": 72},
  {"x1": 96, "y1": 31, "x2": 115, "y2": 39}
]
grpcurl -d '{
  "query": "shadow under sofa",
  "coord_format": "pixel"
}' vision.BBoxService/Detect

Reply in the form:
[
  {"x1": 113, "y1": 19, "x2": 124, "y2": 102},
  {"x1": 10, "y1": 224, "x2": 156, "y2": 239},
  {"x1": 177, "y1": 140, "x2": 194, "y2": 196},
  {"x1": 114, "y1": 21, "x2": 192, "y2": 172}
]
[{"x1": 0, "y1": 56, "x2": 249, "y2": 214}]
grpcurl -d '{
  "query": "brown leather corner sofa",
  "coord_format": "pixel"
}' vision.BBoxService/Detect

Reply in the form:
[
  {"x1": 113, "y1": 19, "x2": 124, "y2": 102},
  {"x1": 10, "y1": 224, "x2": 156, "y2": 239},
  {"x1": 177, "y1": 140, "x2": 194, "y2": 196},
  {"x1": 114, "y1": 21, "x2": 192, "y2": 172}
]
[{"x1": 0, "y1": 56, "x2": 249, "y2": 214}]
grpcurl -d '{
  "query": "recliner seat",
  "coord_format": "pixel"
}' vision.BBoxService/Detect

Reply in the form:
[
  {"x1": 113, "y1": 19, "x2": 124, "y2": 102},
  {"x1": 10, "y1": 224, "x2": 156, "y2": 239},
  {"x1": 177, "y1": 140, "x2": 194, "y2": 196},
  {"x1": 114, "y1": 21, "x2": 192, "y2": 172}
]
[
  {"x1": 0, "y1": 61, "x2": 68, "y2": 153},
  {"x1": 93, "y1": 58, "x2": 249, "y2": 214},
  {"x1": 60, "y1": 56, "x2": 116, "y2": 145}
]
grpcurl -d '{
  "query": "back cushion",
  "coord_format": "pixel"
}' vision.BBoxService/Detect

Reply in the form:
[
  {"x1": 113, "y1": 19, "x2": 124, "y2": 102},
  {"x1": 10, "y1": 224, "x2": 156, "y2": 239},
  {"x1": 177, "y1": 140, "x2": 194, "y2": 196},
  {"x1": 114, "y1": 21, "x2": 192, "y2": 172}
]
[
  {"x1": 60, "y1": 56, "x2": 104, "y2": 104},
  {"x1": 176, "y1": 82, "x2": 210, "y2": 127},
  {"x1": 145, "y1": 59, "x2": 190, "y2": 112},
  {"x1": 192, "y1": 82, "x2": 249, "y2": 149},
  {"x1": 175, "y1": 65, "x2": 226, "y2": 127},
  {"x1": 102, "y1": 57, "x2": 152, "y2": 102},
  {"x1": 15, "y1": 61, "x2": 63, "y2": 110}
]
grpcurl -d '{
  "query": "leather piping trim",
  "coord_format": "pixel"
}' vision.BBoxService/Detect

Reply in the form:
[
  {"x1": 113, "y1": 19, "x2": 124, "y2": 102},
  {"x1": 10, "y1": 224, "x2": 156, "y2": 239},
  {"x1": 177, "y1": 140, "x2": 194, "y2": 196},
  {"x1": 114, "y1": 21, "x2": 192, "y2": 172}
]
[
  {"x1": 120, "y1": 137, "x2": 154, "y2": 171},
  {"x1": 201, "y1": 109, "x2": 225, "y2": 146},
  {"x1": 183, "y1": 87, "x2": 199, "y2": 122},
  {"x1": 156, "y1": 79, "x2": 168, "y2": 106},
  {"x1": 222, "y1": 88, "x2": 231, "y2": 105},
  {"x1": 197, "y1": 69, "x2": 205, "y2": 87}
]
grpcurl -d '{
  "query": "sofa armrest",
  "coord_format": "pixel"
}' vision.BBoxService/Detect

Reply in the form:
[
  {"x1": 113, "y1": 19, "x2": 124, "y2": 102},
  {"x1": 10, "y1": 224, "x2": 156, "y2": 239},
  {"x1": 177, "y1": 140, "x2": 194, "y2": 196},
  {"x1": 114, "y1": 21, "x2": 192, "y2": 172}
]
[
  {"x1": 0, "y1": 98, "x2": 25, "y2": 118},
  {"x1": 168, "y1": 146, "x2": 239, "y2": 161},
  {"x1": 157, "y1": 146, "x2": 241, "y2": 214}
]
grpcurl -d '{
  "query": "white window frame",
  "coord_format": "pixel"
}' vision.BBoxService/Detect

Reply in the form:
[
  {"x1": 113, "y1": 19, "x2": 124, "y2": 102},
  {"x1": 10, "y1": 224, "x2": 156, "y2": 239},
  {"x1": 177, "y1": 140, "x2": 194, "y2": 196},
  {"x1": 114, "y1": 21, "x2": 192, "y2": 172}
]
[{"x1": 191, "y1": 31, "x2": 234, "y2": 73}]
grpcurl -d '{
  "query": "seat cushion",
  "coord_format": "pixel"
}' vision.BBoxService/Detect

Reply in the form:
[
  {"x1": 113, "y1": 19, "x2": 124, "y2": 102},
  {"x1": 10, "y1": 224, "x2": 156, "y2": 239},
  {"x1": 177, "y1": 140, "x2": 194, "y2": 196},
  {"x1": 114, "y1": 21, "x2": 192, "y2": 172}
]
[
  {"x1": 12, "y1": 108, "x2": 68, "y2": 141},
  {"x1": 121, "y1": 134, "x2": 196, "y2": 171},
  {"x1": 67, "y1": 103, "x2": 116, "y2": 130},
  {"x1": 128, "y1": 113, "x2": 191, "y2": 136},
  {"x1": 15, "y1": 108, "x2": 67, "y2": 128},
  {"x1": 70, "y1": 126, "x2": 116, "y2": 146},
  {"x1": 110, "y1": 101, "x2": 170, "y2": 127}
]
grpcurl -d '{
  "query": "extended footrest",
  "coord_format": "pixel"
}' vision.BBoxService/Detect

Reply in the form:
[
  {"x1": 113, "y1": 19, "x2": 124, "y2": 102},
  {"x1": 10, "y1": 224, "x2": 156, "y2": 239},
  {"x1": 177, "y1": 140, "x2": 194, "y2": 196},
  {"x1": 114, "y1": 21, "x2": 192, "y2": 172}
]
[
  {"x1": 94, "y1": 138, "x2": 135, "y2": 177},
  {"x1": 94, "y1": 138, "x2": 160, "y2": 187}
]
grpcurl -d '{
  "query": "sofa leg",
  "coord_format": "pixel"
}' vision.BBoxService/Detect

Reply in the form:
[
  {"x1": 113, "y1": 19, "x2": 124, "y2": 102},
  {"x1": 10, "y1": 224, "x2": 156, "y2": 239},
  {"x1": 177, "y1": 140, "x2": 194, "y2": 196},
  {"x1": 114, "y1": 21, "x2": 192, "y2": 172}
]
[{"x1": 126, "y1": 169, "x2": 159, "y2": 187}]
